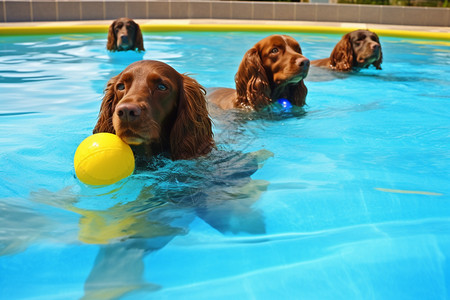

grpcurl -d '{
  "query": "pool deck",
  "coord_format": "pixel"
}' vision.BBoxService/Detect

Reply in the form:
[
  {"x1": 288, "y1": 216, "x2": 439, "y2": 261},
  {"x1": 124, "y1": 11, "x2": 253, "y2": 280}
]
[
  {"x1": 1, "y1": 19, "x2": 449, "y2": 42},
  {"x1": 1, "y1": 19, "x2": 449, "y2": 33}
]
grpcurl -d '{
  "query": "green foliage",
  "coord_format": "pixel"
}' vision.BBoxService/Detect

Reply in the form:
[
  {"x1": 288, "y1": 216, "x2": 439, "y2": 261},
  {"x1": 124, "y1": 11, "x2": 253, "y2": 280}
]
[
  {"x1": 337, "y1": 0, "x2": 448, "y2": 6},
  {"x1": 248, "y1": 0, "x2": 447, "y2": 7}
]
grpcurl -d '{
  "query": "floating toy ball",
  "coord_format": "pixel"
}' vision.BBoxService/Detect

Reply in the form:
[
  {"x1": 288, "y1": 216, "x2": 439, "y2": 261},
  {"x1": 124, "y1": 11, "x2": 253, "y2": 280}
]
[
  {"x1": 74, "y1": 133, "x2": 135, "y2": 186},
  {"x1": 276, "y1": 98, "x2": 293, "y2": 111}
]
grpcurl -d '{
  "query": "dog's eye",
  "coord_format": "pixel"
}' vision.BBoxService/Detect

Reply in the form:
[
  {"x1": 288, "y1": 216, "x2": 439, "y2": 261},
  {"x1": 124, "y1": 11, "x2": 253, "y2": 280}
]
[
  {"x1": 115, "y1": 23, "x2": 123, "y2": 31},
  {"x1": 117, "y1": 83, "x2": 125, "y2": 91},
  {"x1": 270, "y1": 48, "x2": 279, "y2": 54},
  {"x1": 157, "y1": 83, "x2": 167, "y2": 91}
]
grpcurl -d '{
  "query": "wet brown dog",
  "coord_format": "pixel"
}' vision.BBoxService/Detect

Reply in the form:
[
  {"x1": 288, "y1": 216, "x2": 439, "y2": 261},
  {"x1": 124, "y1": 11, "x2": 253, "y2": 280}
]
[
  {"x1": 208, "y1": 35, "x2": 310, "y2": 111},
  {"x1": 106, "y1": 18, "x2": 145, "y2": 52},
  {"x1": 312, "y1": 29, "x2": 382, "y2": 71},
  {"x1": 94, "y1": 60, "x2": 214, "y2": 161}
]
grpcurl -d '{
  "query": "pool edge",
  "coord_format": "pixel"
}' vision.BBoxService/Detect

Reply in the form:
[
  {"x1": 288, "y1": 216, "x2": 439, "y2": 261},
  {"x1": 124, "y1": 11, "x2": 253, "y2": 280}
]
[{"x1": 1, "y1": 23, "x2": 449, "y2": 41}]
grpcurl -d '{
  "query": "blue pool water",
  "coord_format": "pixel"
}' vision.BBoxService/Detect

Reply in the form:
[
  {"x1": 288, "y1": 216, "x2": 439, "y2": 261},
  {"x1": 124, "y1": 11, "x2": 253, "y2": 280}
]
[{"x1": 1, "y1": 31, "x2": 449, "y2": 299}]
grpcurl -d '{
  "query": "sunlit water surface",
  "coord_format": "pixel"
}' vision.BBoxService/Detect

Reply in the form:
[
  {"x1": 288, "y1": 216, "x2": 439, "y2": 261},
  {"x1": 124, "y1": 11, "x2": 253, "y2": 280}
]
[{"x1": 0, "y1": 32, "x2": 449, "y2": 299}]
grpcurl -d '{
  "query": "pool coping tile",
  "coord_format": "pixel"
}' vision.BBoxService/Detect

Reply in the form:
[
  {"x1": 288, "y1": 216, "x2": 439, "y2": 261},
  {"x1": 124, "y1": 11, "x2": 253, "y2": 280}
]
[
  {"x1": 81, "y1": 1, "x2": 104, "y2": 21},
  {"x1": 5, "y1": 1, "x2": 32, "y2": 22},
  {"x1": 381, "y1": 5, "x2": 405, "y2": 26},
  {"x1": 253, "y1": 2, "x2": 274, "y2": 21},
  {"x1": 274, "y1": 2, "x2": 296, "y2": 21},
  {"x1": 316, "y1": 4, "x2": 339, "y2": 23},
  {"x1": 295, "y1": 4, "x2": 317, "y2": 22},
  {"x1": 127, "y1": 1, "x2": 149, "y2": 19},
  {"x1": 359, "y1": 4, "x2": 381, "y2": 24},
  {"x1": 338, "y1": 4, "x2": 360, "y2": 23},
  {"x1": 148, "y1": 2, "x2": 170, "y2": 19},
  {"x1": 170, "y1": 1, "x2": 190, "y2": 19},
  {"x1": 0, "y1": 0, "x2": 449, "y2": 32},
  {"x1": 231, "y1": 2, "x2": 253, "y2": 20},
  {"x1": 57, "y1": 1, "x2": 82, "y2": 21},
  {"x1": 189, "y1": 1, "x2": 212, "y2": 19},
  {"x1": 33, "y1": 1, "x2": 58, "y2": 22},
  {"x1": 211, "y1": 2, "x2": 232, "y2": 20},
  {"x1": 105, "y1": 1, "x2": 126, "y2": 20}
]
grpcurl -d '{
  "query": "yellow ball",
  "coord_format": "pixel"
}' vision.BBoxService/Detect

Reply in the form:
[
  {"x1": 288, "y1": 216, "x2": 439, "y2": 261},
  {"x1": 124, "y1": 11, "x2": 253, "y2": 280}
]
[{"x1": 74, "y1": 133, "x2": 135, "y2": 185}]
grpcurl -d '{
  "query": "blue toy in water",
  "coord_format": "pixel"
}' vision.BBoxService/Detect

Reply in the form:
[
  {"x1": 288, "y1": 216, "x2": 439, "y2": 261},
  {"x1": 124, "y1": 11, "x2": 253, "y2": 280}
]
[{"x1": 276, "y1": 98, "x2": 293, "y2": 111}]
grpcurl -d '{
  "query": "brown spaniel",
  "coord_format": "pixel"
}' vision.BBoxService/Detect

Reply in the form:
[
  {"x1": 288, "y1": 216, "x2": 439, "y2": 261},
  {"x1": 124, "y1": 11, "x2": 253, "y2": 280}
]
[
  {"x1": 106, "y1": 18, "x2": 145, "y2": 52},
  {"x1": 312, "y1": 29, "x2": 383, "y2": 71},
  {"x1": 93, "y1": 60, "x2": 214, "y2": 161},
  {"x1": 208, "y1": 34, "x2": 309, "y2": 110}
]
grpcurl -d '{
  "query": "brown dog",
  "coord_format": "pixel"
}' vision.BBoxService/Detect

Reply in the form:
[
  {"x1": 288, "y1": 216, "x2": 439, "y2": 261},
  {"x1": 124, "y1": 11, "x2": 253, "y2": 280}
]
[
  {"x1": 94, "y1": 60, "x2": 214, "y2": 161},
  {"x1": 208, "y1": 35, "x2": 309, "y2": 111},
  {"x1": 312, "y1": 29, "x2": 382, "y2": 71},
  {"x1": 106, "y1": 18, "x2": 145, "y2": 52}
]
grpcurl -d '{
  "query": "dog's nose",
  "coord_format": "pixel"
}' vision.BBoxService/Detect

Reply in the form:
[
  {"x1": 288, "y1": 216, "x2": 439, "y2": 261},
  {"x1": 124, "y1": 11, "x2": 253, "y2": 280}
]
[
  {"x1": 120, "y1": 35, "x2": 129, "y2": 44},
  {"x1": 371, "y1": 43, "x2": 380, "y2": 51},
  {"x1": 296, "y1": 57, "x2": 310, "y2": 69},
  {"x1": 116, "y1": 103, "x2": 141, "y2": 122}
]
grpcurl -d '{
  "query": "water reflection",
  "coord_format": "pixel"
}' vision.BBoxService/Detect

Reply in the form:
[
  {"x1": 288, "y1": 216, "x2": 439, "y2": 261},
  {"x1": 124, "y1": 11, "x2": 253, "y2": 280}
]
[
  {"x1": 0, "y1": 195, "x2": 79, "y2": 256},
  {"x1": 25, "y1": 148, "x2": 271, "y2": 299}
]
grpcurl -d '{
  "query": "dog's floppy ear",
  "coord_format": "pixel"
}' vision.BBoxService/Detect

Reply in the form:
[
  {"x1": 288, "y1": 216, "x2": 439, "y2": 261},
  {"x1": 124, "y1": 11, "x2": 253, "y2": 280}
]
[
  {"x1": 235, "y1": 48, "x2": 271, "y2": 110},
  {"x1": 373, "y1": 50, "x2": 383, "y2": 70},
  {"x1": 330, "y1": 33, "x2": 354, "y2": 71},
  {"x1": 372, "y1": 32, "x2": 383, "y2": 70},
  {"x1": 131, "y1": 20, "x2": 145, "y2": 52},
  {"x1": 170, "y1": 74, "x2": 214, "y2": 160},
  {"x1": 93, "y1": 75, "x2": 118, "y2": 134},
  {"x1": 288, "y1": 80, "x2": 308, "y2": 107},
  {"x1": 106, "y1": 21, "x2": 117, "y2": 51}
]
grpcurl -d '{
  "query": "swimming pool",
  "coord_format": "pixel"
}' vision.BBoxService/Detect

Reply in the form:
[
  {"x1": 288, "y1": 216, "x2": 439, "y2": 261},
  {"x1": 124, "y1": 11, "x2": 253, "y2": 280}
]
[{"x1": 1, "y1": 29, "x2": 449, "y2": 299}]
